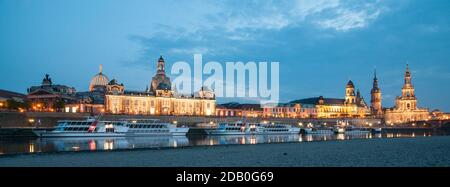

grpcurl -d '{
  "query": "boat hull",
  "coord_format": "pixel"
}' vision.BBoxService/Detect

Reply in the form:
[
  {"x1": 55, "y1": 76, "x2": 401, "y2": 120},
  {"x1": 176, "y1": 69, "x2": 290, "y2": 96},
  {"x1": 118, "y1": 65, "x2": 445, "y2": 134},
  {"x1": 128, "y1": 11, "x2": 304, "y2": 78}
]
[
  {"x1": 33, "y1": 129, "x2": 189, "y2": 137},
  {"x1": 305, "y1": 130, "x2": 333, "y2": 134},
  {"x1": 205, "y1": 130, "x2": 300, "y2": 135}
]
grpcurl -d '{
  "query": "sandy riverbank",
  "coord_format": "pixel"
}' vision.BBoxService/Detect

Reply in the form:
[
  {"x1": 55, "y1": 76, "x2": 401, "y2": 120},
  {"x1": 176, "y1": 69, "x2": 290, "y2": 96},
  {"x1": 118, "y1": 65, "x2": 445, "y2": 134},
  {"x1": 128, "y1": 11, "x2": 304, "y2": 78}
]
[{"x1": 1, "y1": 136, "x2": 450, "y2": 167}]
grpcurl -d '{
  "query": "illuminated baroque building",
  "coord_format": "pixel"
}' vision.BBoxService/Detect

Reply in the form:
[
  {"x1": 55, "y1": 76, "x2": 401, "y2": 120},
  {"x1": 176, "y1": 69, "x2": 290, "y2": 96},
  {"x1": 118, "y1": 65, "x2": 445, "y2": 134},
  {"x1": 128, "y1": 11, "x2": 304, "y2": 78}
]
[
  {"x1": 104, "y1": 56, "x2": 216, "y2": 116},
  {"x1": 286, "y1": 80, "x2": 370, "y2": 118},
  {"x1": 262, "y1": 80, "x2": 370, "y2": 118},
  {"x1": 385, "y1": 65, "x2": 430, "y2": 123}
]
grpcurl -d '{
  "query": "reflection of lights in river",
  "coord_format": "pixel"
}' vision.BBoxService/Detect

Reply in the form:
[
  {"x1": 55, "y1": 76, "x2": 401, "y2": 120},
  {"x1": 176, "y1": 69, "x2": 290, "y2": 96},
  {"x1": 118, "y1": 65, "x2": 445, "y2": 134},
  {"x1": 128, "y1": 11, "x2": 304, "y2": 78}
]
[
  {"x1": 29, "y1": 143, "x2": 35, "y2": 153},
  {"x1": 3, "y1": 130, "x2": 445, "y2": 155},
  {"x1": 306, "y1": 135, "x2": 313, "y2": 142},
  {"x1": 249, "y1": 137, "x2": 256, "y2": 144},
  {"x1": 240, "y1": 138, "x2": 245, "y2": 144},
  {"x1": 104, "y1": 140, "x2": 114, "y2": 150},
  {"x1": 89, "y1": 140, "x2": 96, "y2": 151}
]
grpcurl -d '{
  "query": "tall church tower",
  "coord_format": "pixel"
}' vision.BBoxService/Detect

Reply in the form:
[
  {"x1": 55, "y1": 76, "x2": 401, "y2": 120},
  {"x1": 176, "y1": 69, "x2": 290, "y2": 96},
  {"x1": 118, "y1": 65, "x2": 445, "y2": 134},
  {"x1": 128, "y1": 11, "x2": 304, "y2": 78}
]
[
  {"x1": 398, "y1": 64, "x2": 417, "y2": 110},
  {"x1": 384, "y1": 64, "x2": 430, "y2": 123},
  {"x1": 345, "y1": 80, "x2": 356, "y2": 105},
  {"x1": 370, "y1": 70, "x2": 382, "y2": 116}
]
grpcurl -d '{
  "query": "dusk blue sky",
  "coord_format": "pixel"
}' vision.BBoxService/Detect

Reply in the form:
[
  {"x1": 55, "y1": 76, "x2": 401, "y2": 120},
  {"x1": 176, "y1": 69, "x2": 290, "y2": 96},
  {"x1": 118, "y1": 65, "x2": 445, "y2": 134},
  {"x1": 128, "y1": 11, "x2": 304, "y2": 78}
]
[{"x1": 1, "y1": 0, "x2": 449, "y2": 111}]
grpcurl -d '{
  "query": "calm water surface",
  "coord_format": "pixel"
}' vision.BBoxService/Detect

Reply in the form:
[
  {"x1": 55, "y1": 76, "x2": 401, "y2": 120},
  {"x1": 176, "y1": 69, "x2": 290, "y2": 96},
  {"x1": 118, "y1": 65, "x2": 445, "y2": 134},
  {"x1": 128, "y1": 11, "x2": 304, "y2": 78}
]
[{"x1": 0, "y1": 130, "x2": 448, "y2": 155}]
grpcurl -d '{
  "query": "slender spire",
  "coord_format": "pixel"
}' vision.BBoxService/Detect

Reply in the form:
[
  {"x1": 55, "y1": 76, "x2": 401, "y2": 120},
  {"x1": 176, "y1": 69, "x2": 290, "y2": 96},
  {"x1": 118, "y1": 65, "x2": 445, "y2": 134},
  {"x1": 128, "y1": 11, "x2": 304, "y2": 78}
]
[
  {"x1": 99, "y1": 64, "x2": 103, "y2": 74},
  {"x1": 372, "y1": 69, "x2": 379, "y2": 90},
  {"x1": 406, "y1": 64, "x2": 409, "y2": 74},
  {"x1": 404, "y1": 64, "x2": 412, "y2": 86}
]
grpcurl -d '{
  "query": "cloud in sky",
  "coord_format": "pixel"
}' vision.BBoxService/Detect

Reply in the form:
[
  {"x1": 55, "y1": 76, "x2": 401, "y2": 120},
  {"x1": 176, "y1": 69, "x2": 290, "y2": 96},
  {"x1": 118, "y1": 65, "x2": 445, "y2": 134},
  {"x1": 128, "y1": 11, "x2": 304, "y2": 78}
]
[
  {"x1": 143, "y1": 0, "x2": 386, "y2": 39},
  {"x1": 127, "y1": 0, "x2": 387, "y2": 66}
]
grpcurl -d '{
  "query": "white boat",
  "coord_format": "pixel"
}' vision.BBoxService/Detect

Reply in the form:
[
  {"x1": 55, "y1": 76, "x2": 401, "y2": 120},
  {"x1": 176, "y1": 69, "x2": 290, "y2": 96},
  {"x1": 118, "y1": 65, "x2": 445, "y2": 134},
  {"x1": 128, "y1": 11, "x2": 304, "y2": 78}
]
[
  {"x1": 205, "y1": 121, "x2": 300, "y2": 135},
  {"x1": 345, "y1": 126, "x2": 370, "y2": 134},
  {"x1": 304, "y1": 128, "x2": 333, "y2": 134},
  {"x1": 333, "y1": 126, "x2": 346, "y2": 134},
  {"x1": 32, "y1": 117, "x2": 189, "y2": 137},
  {"x1": 345, "y1": 128, "x2": 370, "y2": 134},
  {"x1": 371, "y1": 128, "x2": 382, "y2": 133}
]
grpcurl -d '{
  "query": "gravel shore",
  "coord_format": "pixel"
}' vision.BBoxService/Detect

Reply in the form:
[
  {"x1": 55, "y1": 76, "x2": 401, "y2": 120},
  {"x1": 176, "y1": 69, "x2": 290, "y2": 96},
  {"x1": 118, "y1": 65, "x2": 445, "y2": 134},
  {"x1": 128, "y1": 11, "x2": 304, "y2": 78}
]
[{"x1": 1, "y1": 136, "x2": 450, "y2": 167}]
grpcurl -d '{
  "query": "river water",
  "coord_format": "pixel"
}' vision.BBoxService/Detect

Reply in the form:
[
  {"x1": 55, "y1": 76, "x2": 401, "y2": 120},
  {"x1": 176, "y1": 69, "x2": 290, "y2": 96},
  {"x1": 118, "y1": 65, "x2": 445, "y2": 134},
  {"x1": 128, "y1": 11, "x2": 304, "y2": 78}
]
[{"x1": 0, "y1": 130, "x2": 448, "y2": 155}]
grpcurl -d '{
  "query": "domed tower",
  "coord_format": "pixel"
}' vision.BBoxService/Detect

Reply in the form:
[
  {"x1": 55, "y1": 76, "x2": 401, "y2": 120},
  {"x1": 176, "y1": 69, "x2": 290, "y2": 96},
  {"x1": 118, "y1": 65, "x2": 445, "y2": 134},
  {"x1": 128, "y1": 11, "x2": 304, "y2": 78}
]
[
  {"x1": 156, "y1": 55, "x2": 166, "y2": 75},
  {"x1": 371, "y1": 69, "x2": 382, "y2": 116},
  {"x1": 345, "y1": 80, "x2": 356, "y2": 105},
  {"x1": 89, "y1": 64, "x2": 109, "y2": 92},
  {"x1": 150, "y1": 56, "x2": 171, "y2": 93}
]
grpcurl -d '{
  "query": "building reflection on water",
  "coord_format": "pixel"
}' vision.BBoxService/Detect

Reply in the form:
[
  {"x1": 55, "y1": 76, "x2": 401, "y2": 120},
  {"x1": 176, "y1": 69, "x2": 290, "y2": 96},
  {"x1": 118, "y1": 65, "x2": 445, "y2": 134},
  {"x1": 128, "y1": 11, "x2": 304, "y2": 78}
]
[{"x1": 0, "y1": 130, "x2": 447, "y2": 155}]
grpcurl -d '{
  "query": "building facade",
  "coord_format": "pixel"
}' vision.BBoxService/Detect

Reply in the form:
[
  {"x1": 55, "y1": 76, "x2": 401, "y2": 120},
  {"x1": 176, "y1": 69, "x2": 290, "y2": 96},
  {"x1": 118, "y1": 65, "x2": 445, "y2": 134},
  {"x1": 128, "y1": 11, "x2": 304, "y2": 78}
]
[
  {"x1": 104, "y1": 56, "x2": 216, "y2": 116},
  {"x1": 385, "y1": 65, "x2": 430, "y2": 124},
  {"x1": 0, "y1": 89, "x2": 26, "y2": 111},
  {"x1": 287, "y1": 80, "x2": 370, "y2": 118},
  {"x1": 216, "y1": 103, "x2": 263, "y2": 117},
  {"x1": 27, "y1": 74, "x2": 77, "y2": 112},
  {"x1": 263, "y1": 103, "x2": 317, "y2": 118}
]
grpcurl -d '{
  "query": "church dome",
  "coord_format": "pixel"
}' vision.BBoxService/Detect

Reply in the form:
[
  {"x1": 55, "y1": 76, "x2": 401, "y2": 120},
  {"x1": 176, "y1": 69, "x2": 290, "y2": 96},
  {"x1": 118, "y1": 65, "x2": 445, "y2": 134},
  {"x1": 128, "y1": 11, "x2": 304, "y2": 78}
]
[
  {"x1": 156, "y1": 82, "x2": 171, "y2": 90},
  {"x1": 89, "y1": 64, "x2": 109, "y2": 92}
]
